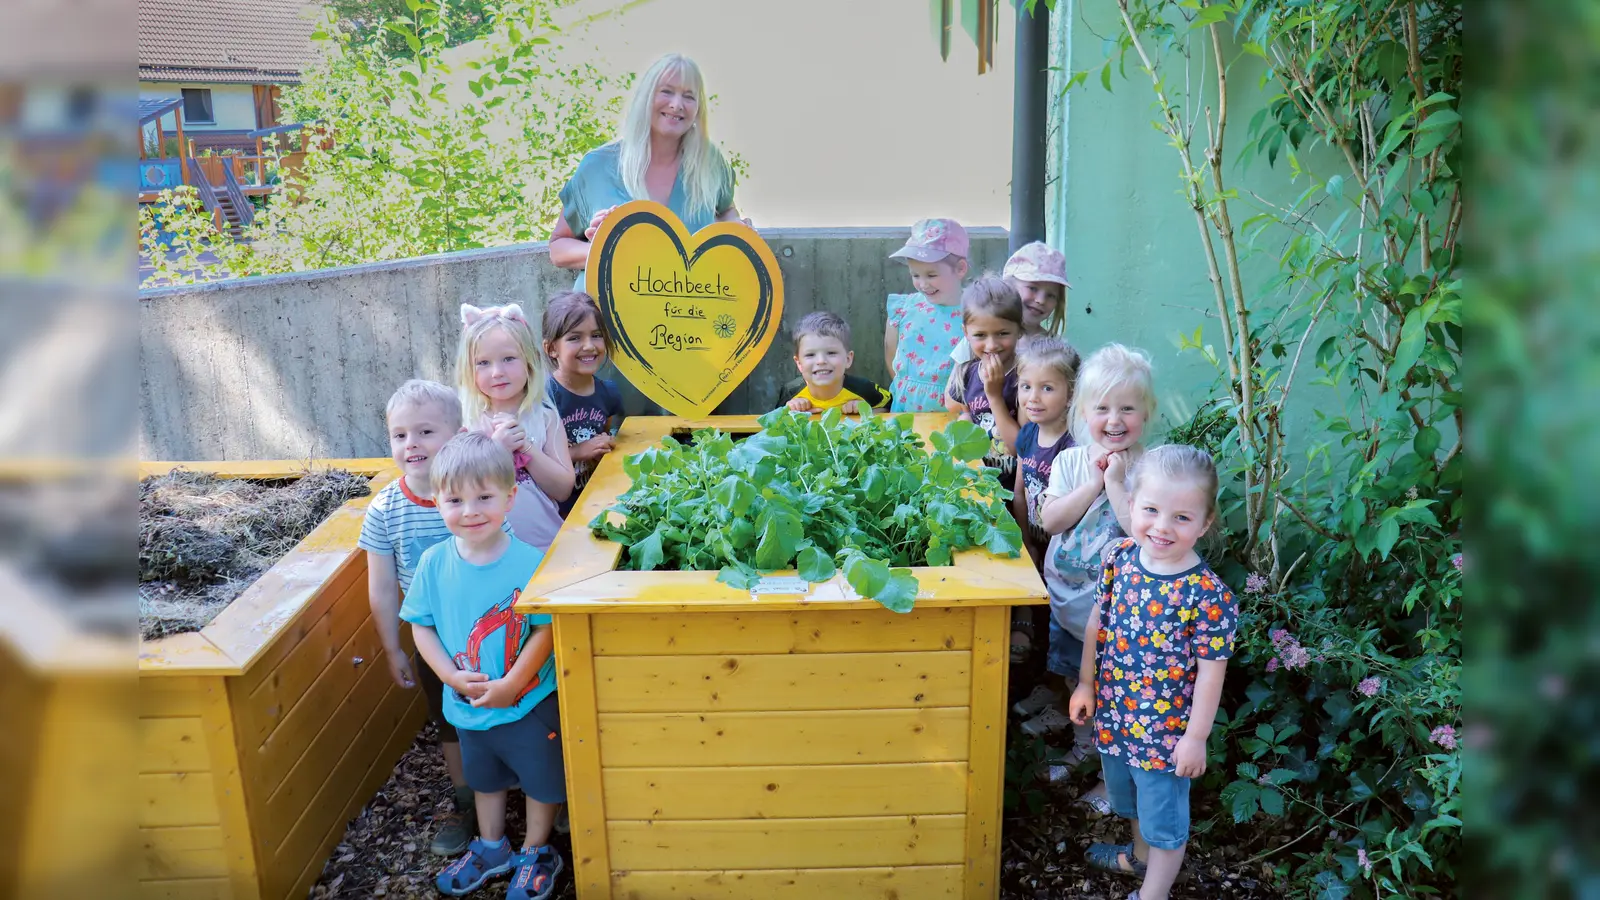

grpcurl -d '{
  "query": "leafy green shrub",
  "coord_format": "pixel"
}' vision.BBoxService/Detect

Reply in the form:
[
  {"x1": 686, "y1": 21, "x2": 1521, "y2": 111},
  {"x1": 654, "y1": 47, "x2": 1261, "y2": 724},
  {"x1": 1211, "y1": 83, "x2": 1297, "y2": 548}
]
[
  {"x1": 140, "y1": 0, "x2": 627, "y2": 285},
  {"x1": 1059, "y1": 0, "x2": 1462, "y2": 893},
  {"x1": 589, "y1": 408, "x2": 1023, "y2": 612}
]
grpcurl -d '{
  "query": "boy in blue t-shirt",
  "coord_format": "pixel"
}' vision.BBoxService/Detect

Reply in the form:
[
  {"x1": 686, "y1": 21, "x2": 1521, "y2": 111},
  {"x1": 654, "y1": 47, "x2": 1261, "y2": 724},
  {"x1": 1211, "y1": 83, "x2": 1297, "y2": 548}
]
[{"x1": 401, "y1": 431, "x2": 564, "y2": 900}]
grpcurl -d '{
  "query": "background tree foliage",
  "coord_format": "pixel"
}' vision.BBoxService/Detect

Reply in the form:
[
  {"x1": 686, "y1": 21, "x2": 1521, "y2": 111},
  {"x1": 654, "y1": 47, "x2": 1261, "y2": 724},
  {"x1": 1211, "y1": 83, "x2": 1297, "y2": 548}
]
[
  {"x1": 140, "y1": 0, "x2": 629, "y2": 282},
  {"x1": 1055, "y1": 0, "x2": 1462, "y2": 895},
  {"x1": 324, "y1": 0, "x2": 496, "y2": 57}
]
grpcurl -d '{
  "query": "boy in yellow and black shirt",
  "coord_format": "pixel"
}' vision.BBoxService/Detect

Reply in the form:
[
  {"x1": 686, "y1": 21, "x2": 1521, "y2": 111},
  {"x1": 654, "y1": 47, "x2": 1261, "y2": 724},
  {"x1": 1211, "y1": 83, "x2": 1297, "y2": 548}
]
[{"x1": 784, "y1": 311, "x2": 892, "y2": 415}]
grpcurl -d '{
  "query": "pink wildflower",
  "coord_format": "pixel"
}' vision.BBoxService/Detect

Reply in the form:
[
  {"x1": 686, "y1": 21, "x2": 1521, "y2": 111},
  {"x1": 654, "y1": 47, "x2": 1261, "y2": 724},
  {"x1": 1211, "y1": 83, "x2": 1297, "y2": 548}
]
[
  {"x1": 1451, "y1": 553, "x2": 1462, "y2": 571},
  {"x1": 1245, "y1": 573, "x2": 1270, "y2": 594},
  {"x1": 1357, "y1": 848, "x2": 1373, "y2": 875},
  {"x1": 1430, "y1": 725, "x2": 1458, "y2": 750},
  {"x1": 1282, "y1": 645, "x2": 1311, "y2": 670},
  {"x1": 1357, "y1": 676, "x2": 1382, "y2": 697},
  {"x1": 1265, "y1": 657, "x2": 1280, "y2": 673},
  {"x1": 1269, "y1": 628, "x2": 1291, "y2": 647}
]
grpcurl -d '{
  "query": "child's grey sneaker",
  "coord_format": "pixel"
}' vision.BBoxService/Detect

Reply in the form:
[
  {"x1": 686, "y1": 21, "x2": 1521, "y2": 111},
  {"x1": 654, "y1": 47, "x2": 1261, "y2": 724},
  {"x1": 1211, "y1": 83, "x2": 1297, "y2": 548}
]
[
  {"x1": 1020, "y1": 705, "x2": 1074, "y2": 737},
  {"x1": 1011, "y1": 684, "x2": 1061, "y2": 718},
  {"x1": 430, "y1": 785, "x2": 475, "y2": 856}
]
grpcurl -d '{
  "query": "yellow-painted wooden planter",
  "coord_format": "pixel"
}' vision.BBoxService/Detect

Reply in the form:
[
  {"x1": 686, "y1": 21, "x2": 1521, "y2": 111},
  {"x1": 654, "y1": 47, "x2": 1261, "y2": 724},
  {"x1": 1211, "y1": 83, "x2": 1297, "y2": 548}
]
[
  {"x1": 137, "y1": 459, "x2": 426, "y2": 900},
  {"x1": 518, "y1": 416, "x2": 1047, "y2": 900},
  {"x1": 0, "y1": 573, "x2": 133, "y2": 899}
]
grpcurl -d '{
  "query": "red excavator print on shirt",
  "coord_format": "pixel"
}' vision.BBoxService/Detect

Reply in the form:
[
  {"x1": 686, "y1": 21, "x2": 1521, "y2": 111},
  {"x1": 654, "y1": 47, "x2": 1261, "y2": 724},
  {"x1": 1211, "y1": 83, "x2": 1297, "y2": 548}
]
[{"x1": 451, "y1": 588, "x2": 539, "y2": 705}]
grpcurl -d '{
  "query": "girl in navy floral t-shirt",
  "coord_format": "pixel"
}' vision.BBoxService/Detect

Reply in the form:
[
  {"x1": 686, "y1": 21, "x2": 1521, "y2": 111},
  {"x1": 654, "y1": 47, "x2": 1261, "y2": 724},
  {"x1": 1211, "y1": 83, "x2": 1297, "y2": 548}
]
[{"x1": 1069, "y1": 445, "x2": 1237, "y2": 900}]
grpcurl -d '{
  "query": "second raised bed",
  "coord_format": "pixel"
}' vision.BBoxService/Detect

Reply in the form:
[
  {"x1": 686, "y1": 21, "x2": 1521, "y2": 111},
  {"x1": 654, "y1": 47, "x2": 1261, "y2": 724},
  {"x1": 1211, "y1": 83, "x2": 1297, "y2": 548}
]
[{"x1": 520, "y1": 415, "x2": 1047, "y2": 900}]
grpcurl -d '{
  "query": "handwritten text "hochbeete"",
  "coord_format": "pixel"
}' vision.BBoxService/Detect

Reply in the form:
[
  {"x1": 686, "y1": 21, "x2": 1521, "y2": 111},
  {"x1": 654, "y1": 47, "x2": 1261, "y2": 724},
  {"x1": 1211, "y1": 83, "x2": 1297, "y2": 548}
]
[{"x1": 630, "y1": 267, "x2": 736, "y2": 299}]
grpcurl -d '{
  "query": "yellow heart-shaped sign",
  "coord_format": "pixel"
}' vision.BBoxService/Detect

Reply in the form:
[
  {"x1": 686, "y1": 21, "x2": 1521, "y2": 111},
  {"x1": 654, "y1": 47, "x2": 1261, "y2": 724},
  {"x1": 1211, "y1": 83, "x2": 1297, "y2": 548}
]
[{"x1": 589, "y1": 200, "x2": 785, "y2": 418}]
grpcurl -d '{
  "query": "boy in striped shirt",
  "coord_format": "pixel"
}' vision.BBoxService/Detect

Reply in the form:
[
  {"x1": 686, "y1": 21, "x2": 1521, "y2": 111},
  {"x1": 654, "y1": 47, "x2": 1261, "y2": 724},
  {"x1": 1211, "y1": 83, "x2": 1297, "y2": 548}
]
[{"x1": 360, "y1": 379, "x2": 510, "y2": 856}]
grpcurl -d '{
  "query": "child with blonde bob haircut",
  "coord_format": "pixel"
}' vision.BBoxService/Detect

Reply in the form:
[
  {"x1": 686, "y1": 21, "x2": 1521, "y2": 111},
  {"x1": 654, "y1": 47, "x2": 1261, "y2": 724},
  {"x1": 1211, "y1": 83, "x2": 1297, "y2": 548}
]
[
  {"x1": 1014, "y1": 344, "x2": 1157, "y2": 813},
  {"x1": 457, "y1": 303, "x2": 575, "y2": 552},
  {"x1": 1070, "y1": 445, "x2": 1236, "y2": 900}
]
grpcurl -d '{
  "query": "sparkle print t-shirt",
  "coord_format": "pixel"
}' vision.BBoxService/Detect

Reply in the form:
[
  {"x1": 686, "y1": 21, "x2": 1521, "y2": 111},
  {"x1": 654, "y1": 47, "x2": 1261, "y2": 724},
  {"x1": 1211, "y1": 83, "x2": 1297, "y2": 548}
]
[{"x1": 546, "y1": 375, "x2": 623, "y2": 518}]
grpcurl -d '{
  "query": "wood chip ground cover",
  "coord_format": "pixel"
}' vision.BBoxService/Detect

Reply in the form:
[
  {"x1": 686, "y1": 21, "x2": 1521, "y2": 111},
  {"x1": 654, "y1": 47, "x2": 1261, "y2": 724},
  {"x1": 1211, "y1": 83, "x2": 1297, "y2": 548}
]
[{"x1": 315, "y1": 721, "x2": 1286, "y2": 898}]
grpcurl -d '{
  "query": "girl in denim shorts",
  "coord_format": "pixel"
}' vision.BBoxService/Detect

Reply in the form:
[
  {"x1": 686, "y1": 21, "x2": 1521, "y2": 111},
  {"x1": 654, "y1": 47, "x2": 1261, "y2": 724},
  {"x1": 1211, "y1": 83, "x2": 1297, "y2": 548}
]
[{"x1": 1069, "y1": 445, "x2": 1238, "y2": 900}]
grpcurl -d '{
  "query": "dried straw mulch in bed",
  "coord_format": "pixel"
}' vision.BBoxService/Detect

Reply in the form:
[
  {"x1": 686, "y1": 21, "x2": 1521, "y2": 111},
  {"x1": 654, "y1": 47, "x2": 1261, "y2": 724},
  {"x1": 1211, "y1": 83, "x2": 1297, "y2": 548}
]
[{"x1": 138, "y1": 468, "x2": 370, "y2": 640}]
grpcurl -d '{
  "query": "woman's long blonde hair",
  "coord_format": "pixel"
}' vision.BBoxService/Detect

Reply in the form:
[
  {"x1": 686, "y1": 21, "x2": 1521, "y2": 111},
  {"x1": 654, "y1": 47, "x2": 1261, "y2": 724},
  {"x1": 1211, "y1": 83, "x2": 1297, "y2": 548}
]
[{"x1": 617, "y1": 53, "x2": 726, "y2": 220}]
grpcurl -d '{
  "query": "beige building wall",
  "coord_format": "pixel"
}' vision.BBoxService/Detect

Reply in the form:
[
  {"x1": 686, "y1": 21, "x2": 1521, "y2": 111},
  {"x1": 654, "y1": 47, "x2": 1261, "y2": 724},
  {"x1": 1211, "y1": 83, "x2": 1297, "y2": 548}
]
[
  {"x1": 139, "y1": 83, "x2": 258, "y2": 131},
  {"x1": 563, "y1": 0, "x2": 1017, "y2": 229}
]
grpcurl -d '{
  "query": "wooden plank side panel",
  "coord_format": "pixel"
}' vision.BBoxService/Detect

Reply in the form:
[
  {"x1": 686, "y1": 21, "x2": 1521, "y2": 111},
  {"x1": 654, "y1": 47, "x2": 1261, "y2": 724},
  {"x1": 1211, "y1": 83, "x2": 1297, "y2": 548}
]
[
  {"x1": 141, "y1": 677, "x2": 209, "y2": 718},
  {"x1": 207, "y1": 549, "x2": 360, "y2": 686},
  {"x1": 964, "y1": 605, "x2": 1010, "y2": 900},
  {"x1": 276, "y1": 689, "x2": 425, "y2": 900},
  {"x1": 253, "y1": 605, "x2": 402, "y2": 802},
  {"x1": 139, "y1": 825, "x2": 229, "y2": 880},
  {"x1": 236, "y1": 563, "x2": 367, "y2": 746},
  {"x1": 611, "y1": 865, "x2": 963, "y2": 900},
  {"x1": 259, "y1": 675, "x2": 422, "y2": 900},
  {"x1": 256, "y1": 627, "x2": 404, "y2": 851},
  {"x1": 602, "y1": 762, "x2": 968, "y2": 820},
  {"x1": 139, "y1": 773, "x2": 220, "y2": 828},
  {"x1": 139, "y1": 717, "x2": 210, "y2": 773},
  {"x1": 591, "y1": 607, "x2": 974, "y2": 656},
  {"x1": 598, "y1": 708, "x2": 970, "y2": 768},
  {"x1": 553, "y1": 614, "x2": 612, "y2": 900},
  {"x1": 140, "y1": 877, "x2": 236, "y2": 900},
  {"x1": 593, "y1": 651, "x2": 971, "y2": 713},
  {"x1": 201, "y1": 676, "x2": 261, "y2": 900},
  {"x1": 608, "y1": 815, "x2": 966, "y2": 871}
]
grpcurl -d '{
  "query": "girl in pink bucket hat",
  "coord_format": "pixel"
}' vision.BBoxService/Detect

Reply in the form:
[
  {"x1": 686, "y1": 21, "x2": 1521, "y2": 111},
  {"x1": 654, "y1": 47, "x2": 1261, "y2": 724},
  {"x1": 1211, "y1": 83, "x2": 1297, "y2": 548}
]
[
  {"x1": 884, "y1": 218, "x2": 972, "y2": 412},
  {"x1": 948, "y1": 240, "x2": 1072, "y2": 373}
]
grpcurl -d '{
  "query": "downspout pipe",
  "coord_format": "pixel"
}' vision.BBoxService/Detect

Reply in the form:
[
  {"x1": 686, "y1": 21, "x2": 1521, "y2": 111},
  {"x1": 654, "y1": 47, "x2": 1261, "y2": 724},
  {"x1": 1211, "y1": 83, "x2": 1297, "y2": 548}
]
[{"x1": 1011, "y1": 0, "x2": 1050, "y2": 251}]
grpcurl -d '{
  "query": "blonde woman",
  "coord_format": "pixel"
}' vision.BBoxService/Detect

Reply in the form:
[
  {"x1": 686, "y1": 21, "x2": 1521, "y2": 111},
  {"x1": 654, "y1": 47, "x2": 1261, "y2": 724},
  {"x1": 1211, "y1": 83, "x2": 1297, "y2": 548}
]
[{"x1": 549, "y1": 53, "x2": 748, "y2": 289}]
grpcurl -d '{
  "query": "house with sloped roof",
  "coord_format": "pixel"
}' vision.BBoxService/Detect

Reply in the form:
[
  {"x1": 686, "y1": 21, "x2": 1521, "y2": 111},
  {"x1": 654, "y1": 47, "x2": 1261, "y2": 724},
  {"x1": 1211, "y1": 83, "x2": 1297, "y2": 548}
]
[{"x1": 138, "y1": 0, "x2": 321, "y2": 157}]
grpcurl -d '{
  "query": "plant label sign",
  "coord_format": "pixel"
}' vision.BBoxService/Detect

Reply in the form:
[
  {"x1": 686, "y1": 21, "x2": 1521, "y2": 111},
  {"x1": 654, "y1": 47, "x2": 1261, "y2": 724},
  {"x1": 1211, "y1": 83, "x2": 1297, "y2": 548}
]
[
  {"x1": 750, "y1": 575, "x2": 811, "y2": 596},
  {"x1": 589, "y1": 200, "x2": 784, "y2": 418}
]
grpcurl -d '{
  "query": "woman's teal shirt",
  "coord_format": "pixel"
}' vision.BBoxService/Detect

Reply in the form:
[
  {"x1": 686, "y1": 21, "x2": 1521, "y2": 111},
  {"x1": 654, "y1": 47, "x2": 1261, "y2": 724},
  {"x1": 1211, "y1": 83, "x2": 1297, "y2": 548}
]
[{"x1": 559, "y1": 141, "x2": 736, "y2": 291}]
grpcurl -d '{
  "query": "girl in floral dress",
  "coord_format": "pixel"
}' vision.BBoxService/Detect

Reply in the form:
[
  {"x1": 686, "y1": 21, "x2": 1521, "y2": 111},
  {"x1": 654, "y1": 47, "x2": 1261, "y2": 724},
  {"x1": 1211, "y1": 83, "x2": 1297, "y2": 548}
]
[{"x1": 883, "y1": 218, "x2": 970, "y2": 412}]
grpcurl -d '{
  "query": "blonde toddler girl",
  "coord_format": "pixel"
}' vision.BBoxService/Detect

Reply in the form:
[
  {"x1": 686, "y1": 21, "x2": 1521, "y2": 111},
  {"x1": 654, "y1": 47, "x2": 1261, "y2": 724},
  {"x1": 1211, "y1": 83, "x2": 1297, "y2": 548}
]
[{"x1": 457, "y1": 303, "x2": 575, "y2": 551}]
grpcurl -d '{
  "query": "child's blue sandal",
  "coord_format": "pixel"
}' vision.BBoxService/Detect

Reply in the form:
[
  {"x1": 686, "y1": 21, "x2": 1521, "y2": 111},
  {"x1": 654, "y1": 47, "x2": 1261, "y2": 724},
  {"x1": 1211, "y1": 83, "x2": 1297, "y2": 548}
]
[
  {"x1": 436, "y1": 837, "x2": 514, "y2": 896},
  {"x1": 507, "y1": 844, "x2": 564, "y2": 900},
  {"x1": 1084, "y1": 841, "x2": 1146, "y2": 878}
]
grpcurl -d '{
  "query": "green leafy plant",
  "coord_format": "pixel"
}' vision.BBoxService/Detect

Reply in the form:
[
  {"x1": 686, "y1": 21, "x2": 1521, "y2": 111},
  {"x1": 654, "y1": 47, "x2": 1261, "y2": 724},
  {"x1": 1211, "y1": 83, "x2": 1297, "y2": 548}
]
[{"x1": 589, "y1": 408, "x2": 1023, "y2": 612}]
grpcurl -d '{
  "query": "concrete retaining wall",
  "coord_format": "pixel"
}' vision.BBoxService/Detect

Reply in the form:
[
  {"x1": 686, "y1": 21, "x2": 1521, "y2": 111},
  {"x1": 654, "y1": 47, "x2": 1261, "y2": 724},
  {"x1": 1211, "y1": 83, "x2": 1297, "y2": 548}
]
[{"x1": 140, "y1": 228, "x2": 1010, "y2": 460}]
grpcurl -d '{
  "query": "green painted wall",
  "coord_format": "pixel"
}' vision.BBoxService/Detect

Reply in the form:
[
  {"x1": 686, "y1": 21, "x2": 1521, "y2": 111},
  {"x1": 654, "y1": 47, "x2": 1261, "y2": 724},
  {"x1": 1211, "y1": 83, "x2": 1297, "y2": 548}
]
[{"x1": 1045, "y1": 0, "x2": 1338, "y2": 441}]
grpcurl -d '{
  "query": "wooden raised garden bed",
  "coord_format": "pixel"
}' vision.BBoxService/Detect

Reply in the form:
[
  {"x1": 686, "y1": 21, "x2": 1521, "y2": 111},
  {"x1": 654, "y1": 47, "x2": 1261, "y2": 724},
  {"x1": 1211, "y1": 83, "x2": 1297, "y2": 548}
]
[
  {"x1": 519, "y1": 415, "x2": 1047, "y2": 900},
  {"x1": 137, "y1": 459, "x2": 426, "y2": 900}
]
